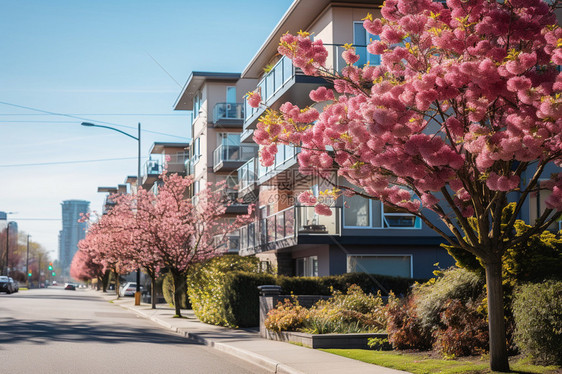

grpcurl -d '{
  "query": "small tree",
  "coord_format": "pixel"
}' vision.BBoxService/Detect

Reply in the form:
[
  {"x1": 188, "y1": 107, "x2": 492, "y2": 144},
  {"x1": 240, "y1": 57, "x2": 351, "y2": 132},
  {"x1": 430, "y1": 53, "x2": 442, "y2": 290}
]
[
  {"x1": 248, "y1": 0, "x2": 562, "y2": 370},
  {"x1": 118, "y1": 173, "x2": 251, "y2": 317}
]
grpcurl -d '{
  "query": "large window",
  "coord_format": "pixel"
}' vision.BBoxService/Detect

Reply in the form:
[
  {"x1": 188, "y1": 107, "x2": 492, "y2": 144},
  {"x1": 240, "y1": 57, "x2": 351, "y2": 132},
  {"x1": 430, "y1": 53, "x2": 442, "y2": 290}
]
[
  {"x1": 347, "y1": 255, "x2": 412, "y2": 278},
  {"x1": 343, "y1": 196, "x2": 421, "y2": 229},
  {"x1": 343, "y1": 195, "x2": 370, "y2": 227},
  {"x1": 296, "y1": 256, "x2": 318, "y2": 277},
  {"x1": 353, "y1": 22, "x2": 380, "y2": 67}
]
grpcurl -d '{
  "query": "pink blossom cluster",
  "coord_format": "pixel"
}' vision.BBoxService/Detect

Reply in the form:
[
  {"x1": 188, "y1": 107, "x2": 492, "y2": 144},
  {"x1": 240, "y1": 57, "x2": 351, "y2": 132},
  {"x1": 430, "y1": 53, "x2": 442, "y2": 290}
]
[{"x1": 248, "y1": 0, "x2": 562, "y2": 220}]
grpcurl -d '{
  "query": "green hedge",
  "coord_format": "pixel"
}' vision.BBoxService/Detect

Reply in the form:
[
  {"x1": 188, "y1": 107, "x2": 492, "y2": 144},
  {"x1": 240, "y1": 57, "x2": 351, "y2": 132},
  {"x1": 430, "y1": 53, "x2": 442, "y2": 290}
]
[
  {"x1": 188, "y1": 264, "x2": 424, "y2": 328},
  {"x1": 187, "y1": 255, "x2": 261, "y2": 327},
  {"x1": 513, "y1": 280, "x2": 562, "y2": 365}
]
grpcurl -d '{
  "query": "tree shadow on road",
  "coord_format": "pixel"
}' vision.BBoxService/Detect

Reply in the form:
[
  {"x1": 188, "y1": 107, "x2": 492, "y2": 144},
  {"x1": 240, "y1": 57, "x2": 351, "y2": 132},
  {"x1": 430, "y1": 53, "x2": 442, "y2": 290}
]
[{"x1": 0, "y1": 318, "x2": 202, "y2": 347}]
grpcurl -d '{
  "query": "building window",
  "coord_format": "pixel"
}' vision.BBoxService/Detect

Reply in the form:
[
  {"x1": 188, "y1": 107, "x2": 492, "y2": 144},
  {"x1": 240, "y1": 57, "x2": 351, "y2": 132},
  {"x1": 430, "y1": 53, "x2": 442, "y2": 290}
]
[
  {"x1": 347, "y1": 255, "x2": 412, "y2": 278},
  {"x1": 193, "y1": 91, "x2": 202, "y2": 120},
  {"x1": 296, "y1": 256, "x2": 318, "y2": 277},
  {"x1": 192, "y1": 137, "x2": 201, "y2": 164},
  {"x1": 226, "y1": 86, "x2": 236, "y2": 103},
  {"x1": 343, "y1": 195, "x2": 371, "y2": 227},
  {"x1": 353, "y1": 21, "x2": 380, "y2": 66},
  {"x1": 343, "y1": 196, "x2": 421, "y2": 229}
]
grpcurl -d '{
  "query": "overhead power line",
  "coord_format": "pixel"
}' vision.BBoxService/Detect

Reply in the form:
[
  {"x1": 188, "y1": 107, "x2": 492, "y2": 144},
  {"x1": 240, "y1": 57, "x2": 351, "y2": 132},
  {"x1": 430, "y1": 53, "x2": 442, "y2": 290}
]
[
  {"x1": 0, "y1": 156, "x2": 139, "y2": 168},
  {"x1": 0, "y1": 101, "x2": 189, "y2": 139}
]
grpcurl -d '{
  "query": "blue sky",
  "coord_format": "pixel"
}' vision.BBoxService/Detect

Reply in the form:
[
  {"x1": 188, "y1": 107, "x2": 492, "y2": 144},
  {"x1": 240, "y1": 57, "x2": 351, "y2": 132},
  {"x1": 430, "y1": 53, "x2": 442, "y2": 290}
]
[{"x1": 0, "y1": 0, "x2": 293, "y2": 259}]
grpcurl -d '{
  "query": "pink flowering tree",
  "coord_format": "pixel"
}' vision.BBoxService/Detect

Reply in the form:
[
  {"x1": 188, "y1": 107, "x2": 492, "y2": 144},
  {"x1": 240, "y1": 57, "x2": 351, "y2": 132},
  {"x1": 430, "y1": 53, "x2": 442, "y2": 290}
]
[
  {"x1": 78, "y1": 211, "x2": 137, "y2": 296},
  {"x1": 70, "y1": 248, "x2": 104, "y2": 286},
  {"x1": 248, "y1": 0, "x2": 562, "y2": 370},
  {"x1": 121, "y1": 172, "x2": 252, "y2": 317}
]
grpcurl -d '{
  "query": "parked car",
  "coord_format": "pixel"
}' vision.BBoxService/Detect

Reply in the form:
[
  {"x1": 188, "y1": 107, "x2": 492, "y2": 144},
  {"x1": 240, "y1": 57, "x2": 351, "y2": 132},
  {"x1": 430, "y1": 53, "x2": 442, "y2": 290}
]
[
  {"x1": 64, "y1": 283, "x2": 76, "y2": 290},
  {"x1": 120, "y1": 282, "x2": 142, "y2": 297},
  {"x1": 0, "y1": 276, "x2": 14, "y2": 294},
  {"x1": 9, "y1": 278, "x2": 18, "y2": 293}
]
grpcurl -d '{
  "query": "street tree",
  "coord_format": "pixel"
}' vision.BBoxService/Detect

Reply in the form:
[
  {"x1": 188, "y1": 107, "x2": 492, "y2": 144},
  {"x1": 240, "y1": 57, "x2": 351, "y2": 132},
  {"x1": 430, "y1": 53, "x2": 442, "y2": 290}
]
[
  {"x1": 248, "y1": 0, "x2": 562, "y2": 371},
  {"x1": 114, "y1": 172, "x2": 251, "y2": 317}
]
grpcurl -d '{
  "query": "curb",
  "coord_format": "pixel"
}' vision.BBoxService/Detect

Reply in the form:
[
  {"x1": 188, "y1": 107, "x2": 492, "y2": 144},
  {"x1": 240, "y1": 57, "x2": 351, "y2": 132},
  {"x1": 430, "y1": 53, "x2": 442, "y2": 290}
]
[{"x1": 117, "y1": 302, "x2": 305, "y2": 374}]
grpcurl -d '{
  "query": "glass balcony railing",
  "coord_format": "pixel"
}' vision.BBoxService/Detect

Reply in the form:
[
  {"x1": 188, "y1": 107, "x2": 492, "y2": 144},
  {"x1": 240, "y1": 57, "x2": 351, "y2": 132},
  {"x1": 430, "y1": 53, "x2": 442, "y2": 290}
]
[
  {"x1": 214, "y1": 231, "x2": 240, "y2": 253},
  {"x1": 213, "y1": 144, "x2": 258, "y2": 169},
  {"x1": 237, "y1": 158, "x2": 257, "y2": 192},
  {"x1": 164, "y1": 152, "x2": 189, "y2": 174},
  {"x1": 144, "y1": 159, "x2": 162, "y2": 176},
  {"x1": 238, "y1": 205, "x2": 341, "y2": 253},
  {"x1": 243, "y1": 44, "x2": 375, "y2": 127},
  {"x1": 213, "y1": 103, "x2": 244, "y2": 123},
  {"x1": 257, "y1": 144, "x2": 300, "y2": 180}
]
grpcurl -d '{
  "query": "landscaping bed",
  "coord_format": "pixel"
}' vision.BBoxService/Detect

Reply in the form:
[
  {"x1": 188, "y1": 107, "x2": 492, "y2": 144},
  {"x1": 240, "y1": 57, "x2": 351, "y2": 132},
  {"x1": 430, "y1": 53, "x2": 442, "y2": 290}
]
[{"x1": 266, "y1": 330, "x2": 388, "y2": 349}]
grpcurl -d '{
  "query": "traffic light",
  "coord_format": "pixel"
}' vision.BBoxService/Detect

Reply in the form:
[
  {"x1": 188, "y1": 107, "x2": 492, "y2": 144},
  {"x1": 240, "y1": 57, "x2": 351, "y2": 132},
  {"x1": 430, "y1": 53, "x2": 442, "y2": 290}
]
[
  {"x1": 28, "y1": 271, "x2": 32, "y2": 277},
  {"x1": 51, "y1": 272, "x2": 56, "y2": 277},
  {"x1": 48, "y1": 262, "x2": 53, "y2": 271}
]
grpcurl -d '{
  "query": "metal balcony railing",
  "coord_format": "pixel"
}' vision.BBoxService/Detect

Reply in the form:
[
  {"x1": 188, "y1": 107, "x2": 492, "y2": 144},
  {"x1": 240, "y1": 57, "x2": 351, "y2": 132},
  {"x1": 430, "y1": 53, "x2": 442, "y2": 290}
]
[
  {"x1": 213, "y1": 144, "x2": 258, "y2": 169},
  {"x1": 213, "y1": 103, "x2": 244, "y2": 123},
  {"x1": 238, "y1": 206, "x2": 341, "y2": 253}
]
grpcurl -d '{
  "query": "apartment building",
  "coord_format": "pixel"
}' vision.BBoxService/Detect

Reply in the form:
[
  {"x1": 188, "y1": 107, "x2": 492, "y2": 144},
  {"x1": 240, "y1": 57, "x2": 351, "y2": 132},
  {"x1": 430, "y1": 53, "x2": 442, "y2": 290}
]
[
  {"x1": 233, "y1": 0, "x2": 456, "y2": 279},
  {"x1": 174, "y1": 72, "x2": 258, "y2": 251}
]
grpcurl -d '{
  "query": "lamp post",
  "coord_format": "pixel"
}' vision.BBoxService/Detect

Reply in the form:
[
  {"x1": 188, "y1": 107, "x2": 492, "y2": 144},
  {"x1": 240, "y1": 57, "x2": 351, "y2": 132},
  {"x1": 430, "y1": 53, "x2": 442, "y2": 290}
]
[
  {"x1": 26, "y1": 234, "x2": 31, "y2": 287},
  {"x1": 81, "y1": 122, "x2": 142, "y2": 305}
]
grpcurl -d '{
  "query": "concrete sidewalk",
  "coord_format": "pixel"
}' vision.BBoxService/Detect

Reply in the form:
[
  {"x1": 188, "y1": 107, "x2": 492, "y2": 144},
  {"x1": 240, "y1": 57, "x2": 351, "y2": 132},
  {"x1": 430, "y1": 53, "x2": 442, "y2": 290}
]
[{"x1": 94, "y1": 290, "x2": 408, "y2": 374}]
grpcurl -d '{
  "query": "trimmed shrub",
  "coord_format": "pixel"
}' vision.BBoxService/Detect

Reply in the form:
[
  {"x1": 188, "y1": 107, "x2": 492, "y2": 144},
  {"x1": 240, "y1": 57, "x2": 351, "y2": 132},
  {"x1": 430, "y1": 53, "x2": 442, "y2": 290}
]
[
  {"x1": 278, "y1": 272, "x2": 425, "y2": 297},
  {"x1": 187, "y1": 255, "x2": 262, "y2": 327},
  {"x1": 162, "y1": 272, "x2": 190, "y2": 309},
  {"x1": 512, "y1": 280, "x2": 562, "y2": 365},
  {"x1": 223, "y1": 271, "x2": 276, "y2": 327}
]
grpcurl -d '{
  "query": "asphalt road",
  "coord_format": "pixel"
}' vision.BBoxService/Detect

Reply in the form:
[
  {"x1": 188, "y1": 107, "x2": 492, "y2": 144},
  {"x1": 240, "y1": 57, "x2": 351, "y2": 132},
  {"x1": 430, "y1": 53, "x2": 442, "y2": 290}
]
[{"x1": 0, "y1": 287, "x2": 268, "y2": 374}]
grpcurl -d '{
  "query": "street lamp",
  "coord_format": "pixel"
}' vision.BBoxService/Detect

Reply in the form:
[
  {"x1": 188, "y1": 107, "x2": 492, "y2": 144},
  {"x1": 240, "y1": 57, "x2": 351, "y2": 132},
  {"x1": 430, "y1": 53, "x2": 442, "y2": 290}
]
[
  {"x1": 81, "y1": 121, "x2": 142, "y2": 305},
  {"x1": 26, "y1": 234, "x2": 31, "y2": 287}
]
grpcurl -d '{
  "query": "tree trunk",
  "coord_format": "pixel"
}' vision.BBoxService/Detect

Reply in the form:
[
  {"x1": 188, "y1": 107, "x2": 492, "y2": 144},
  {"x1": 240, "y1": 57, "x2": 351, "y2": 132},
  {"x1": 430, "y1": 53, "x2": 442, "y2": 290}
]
[
  {"x1": 484, "y1": 260, "x2": 510, "y2": 372},
  {"x1": 171, "y1": 271, "x2": 184, "y2": 317},
  {"x1": 115, "y1": 271, "x2": 121, "y2": 299},
  {"x1": 151, "y1": 275, "x2": 156, "y2": 310}
]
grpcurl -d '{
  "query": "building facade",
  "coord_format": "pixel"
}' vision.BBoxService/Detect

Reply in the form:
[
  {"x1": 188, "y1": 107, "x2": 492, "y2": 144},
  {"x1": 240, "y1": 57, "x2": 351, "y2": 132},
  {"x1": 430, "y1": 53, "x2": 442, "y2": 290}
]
[{"x1": 59, "y1": 200, "x2": 89, "y2": 277}]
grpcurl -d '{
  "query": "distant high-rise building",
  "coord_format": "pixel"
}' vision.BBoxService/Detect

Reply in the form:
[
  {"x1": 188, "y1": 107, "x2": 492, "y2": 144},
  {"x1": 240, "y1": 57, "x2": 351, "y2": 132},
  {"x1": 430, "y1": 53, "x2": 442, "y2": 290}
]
[{"x1": 58, "y1": 200, "x2": 89, "y2": 277}]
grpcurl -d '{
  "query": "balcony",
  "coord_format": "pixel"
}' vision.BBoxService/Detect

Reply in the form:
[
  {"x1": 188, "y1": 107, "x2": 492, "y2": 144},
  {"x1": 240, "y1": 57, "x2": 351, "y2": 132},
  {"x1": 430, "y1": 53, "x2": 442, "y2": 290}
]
[
  {"x1": 237, "y1": 158, "x2": 258, "y2": 199},
  {"x1": 142, "y1": 159, "x2": 163, "y2": 188},
  {"x1": 238, "y1": 205, "x2": 341, "y2": 255},
  {"x1": 213, "y1": 144, "x2": 258, "y2": 172},
  {"x1": 213, "y1": 103, "x2": 244, "y2": 128},
  {"x1": 241, "y1": 44, "x2": 373, "y2": 143},
  {"x1": 257, "y1": 144, "x2": 300, "y2": 184},
  {"x1": 165, "y1": 152, "x2": 189, "y2": 174}
]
